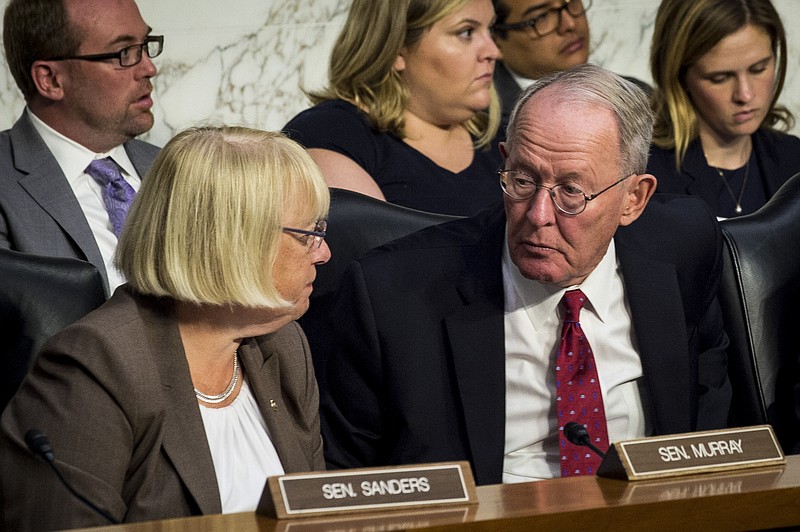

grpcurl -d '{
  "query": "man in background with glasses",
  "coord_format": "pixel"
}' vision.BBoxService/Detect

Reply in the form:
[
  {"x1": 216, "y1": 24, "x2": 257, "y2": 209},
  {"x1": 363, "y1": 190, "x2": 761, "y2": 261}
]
[
  {"x1": 491, "y1": 0, "x2": 649, "y2": 128},
  {"x1": 0, "y1": 0, "x2": 162, "y2": 296},
  {"x1": 320, "y1": 65, "x2": 730, "y2": 485}
]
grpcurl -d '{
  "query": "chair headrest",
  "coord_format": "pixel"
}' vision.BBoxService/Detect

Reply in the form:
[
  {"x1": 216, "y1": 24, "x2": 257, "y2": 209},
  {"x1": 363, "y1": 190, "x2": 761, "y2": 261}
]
[
  {"x1": 722, "y1": 170, "x2": 800, "y2": 234},
  {"x1": 314, "y1": 188, "x2": 462, "y2": 299},
  {"x1": 0, "y1": 249, "x2": 106, "y2": 412}
]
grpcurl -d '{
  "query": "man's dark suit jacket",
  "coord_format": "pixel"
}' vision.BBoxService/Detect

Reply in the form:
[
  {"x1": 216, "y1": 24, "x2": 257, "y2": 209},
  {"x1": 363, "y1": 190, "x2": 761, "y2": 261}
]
[
  {"x1": 0, "y1": 286, "x2": 324, "y2": 529},
  {"x1": 0, "y1": 112, "x2": 160, "y2": 295},
  {"x1": 494, "y1": 61, "x2": 653, "y2": 131},
  {"x1": 647, "y1": 128, "x2": 800, "y2": 216},
  {"x1": 321, "y1": 196, "x2": 731, "y2": 486}
]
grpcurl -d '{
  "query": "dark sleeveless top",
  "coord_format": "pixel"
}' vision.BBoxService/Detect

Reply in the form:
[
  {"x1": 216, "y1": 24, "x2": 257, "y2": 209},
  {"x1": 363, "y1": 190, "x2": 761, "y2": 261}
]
[{"x1": 284, "y1": 99, "x2": 503, "y2": 216}]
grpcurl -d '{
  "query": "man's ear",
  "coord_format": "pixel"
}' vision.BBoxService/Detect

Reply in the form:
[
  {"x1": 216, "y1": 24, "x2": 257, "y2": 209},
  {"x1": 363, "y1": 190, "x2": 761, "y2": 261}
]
[
  {"x1": 31, "y1": 60, "x2": 66, "y2": 101},
  {"x1": 499, "y1": 141, "x2": 508, "y2": 161},
  {"x1": 619, "y1": 173, "x2": 657, "y2": 226}
]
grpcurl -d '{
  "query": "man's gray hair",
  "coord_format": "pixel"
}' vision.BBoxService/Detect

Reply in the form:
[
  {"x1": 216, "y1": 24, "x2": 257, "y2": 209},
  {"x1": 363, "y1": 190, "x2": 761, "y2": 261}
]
[{"x1": 505, "y1": 64, "x2": 654, "y2": 176}]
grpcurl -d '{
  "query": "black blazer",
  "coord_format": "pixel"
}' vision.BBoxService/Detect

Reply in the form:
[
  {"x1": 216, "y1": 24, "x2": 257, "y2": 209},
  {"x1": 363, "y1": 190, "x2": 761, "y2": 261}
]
[
  {"x1": 647, "y1": 129, "x2": 800, "y2": 217},
  {"x1": 494, "y1": 62, "x2": 524, "y2": 128},
  {"x1": 321, "y1": 196, "x2": 731, "y2": 485}
]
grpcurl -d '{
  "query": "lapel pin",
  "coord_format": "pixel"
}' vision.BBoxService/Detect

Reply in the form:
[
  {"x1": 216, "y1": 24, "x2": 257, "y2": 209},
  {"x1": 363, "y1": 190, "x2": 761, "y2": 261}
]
[{"x1": 270, "y1": 399, "x2": 278, "y2": 411}]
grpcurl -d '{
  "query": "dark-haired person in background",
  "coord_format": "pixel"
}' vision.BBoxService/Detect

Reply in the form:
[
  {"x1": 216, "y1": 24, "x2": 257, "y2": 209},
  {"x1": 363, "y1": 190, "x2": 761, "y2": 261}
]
[{"x1": 491, "y1": 0, "x2": 650, "y2": 127}]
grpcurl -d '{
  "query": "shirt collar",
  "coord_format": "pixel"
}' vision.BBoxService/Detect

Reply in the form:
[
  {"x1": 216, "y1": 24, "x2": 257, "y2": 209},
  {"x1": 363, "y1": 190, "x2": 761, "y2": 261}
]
[
  {"x1": 502, "y1": 233, "x2": 619, "y2": 327},
  {"x1": 505, "y1": 65, "x2": 538, "y2": 90},
  {"x1": 26, "y1": 107, "x2": 137, "y2": 180},
  {"x1": 575, "y1": 239, "x2": 619, "y2": 322}
]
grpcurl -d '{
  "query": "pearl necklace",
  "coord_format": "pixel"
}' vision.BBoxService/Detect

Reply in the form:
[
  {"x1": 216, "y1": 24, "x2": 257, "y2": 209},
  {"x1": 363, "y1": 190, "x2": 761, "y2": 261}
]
[{"x1": 194, "y1": 351, "x2": 239, "y2": 404}]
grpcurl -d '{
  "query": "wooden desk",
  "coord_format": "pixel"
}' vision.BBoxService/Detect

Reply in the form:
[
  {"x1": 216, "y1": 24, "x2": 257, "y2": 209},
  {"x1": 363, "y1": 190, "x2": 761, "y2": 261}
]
[{"x1": 82, "y1": 455, "x2": 800, "y2": 532}]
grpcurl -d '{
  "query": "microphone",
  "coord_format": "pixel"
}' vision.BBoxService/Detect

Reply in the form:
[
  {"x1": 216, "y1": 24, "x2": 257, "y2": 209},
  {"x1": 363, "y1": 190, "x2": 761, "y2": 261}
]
[
  {"x1": 564, "y1": 421, "x2": 606, "y2": 459},
  {"x1": 25, "y1": 429, "x2": 119, "y2": 525},
  {"x1": 25, "y1": 429, "x2": 55, "y2": 462}
]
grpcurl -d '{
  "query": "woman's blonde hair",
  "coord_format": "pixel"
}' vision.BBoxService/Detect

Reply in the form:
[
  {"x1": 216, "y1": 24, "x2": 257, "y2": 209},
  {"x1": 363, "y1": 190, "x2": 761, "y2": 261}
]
[
  {"x1": 650, "y1": 0, "x2": 793, "y2": 169},
  {"x1": 115, "y1": 126, "x2": 330, "y2": 308},
  {"x1": 309, "y1": 0, "x2": 500, "y2": 149}
]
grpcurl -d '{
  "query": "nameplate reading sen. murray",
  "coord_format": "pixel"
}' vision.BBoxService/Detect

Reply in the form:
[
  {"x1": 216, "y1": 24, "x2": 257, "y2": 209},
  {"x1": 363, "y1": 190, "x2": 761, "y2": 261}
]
[
  {"x1": 257, "y1": 461, "x2": 477, "y2": 519},
  {"x1": 597, "y1": 425, "x2": 785, "y2": 481}
]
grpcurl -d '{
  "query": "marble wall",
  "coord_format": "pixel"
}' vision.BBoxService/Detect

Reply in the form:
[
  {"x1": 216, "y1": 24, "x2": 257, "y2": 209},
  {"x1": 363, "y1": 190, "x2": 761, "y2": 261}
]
[{"x1": 1, "y1": 0, "x2": 798, "y2": 147}]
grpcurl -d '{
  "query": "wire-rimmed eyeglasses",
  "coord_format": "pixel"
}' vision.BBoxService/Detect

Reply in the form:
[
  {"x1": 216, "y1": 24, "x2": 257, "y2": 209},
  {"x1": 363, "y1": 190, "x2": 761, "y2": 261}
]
[
  {"x1": 282, "y1": 220, "x2": 327, "y2": 251},
  {"x1": 498, "y1": 169, "x2": 629, "y2": 216},
  {"x1": 492, "y1": 0, "x2": 591, "y2": 38},
  {"x1": 46, "y1": 35, "x2": 164, "y2": 67}
]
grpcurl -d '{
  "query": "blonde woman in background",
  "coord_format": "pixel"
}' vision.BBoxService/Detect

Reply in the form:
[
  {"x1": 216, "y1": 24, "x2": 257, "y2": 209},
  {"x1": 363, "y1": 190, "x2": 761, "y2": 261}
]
[
  {"x1": 284, "y1": 0, "x2": 503, "y2": 216},
  {"x1": 647, "y1": 0, "x2": 800, "y2": 218}
]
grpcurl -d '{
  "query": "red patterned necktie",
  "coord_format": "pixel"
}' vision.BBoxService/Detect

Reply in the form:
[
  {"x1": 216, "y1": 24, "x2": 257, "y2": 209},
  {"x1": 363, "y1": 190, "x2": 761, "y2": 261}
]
[{"x1": 556, "y1": 289, "x2": 609, "y2": 476}]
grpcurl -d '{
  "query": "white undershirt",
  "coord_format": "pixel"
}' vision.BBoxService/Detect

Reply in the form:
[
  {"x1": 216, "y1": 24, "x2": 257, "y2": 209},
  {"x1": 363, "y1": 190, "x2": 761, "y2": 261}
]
[
  {"x1": 199, "y1": 378, "x2": 285, "y2": 513},
  {"x1": 507, "y1": 66, "x2": 537, "y2": 91},
  {"x1": 502, "y1": 236, "x2": 650, "y2": 482},
  {"x1": 27, "y1": 108, "x2": 141, "y2": 294}
]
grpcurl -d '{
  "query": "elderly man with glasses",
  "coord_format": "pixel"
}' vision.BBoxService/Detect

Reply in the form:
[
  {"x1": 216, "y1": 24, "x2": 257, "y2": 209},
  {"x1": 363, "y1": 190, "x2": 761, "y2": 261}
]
[
  {"x1": 319, "y1": 65, "x2": 731, "y2": 486},
  {"x1": 0, "y1": 0, "x2": 162, "y2": 296},
  {"x1": 491, "y1": 0, "x2": 650, "y2": 129}
]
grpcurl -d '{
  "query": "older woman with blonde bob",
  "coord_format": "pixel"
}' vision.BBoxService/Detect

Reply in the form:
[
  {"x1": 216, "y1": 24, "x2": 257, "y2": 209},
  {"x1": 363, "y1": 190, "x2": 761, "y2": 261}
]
[
  {"x1": 0, "y1": 126, "x2": 330, "y2": 529},
  {"x1": 647, "y1": 0, "x2": 800, "y2": 218},
  {"x1": 284, "y1": 0, "x2": 503, "y2": 216}
]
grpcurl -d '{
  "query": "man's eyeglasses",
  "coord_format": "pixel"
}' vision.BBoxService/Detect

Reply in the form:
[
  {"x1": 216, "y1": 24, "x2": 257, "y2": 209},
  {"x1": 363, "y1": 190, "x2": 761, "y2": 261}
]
[
  {"x1": 498, "y1": 169, "x2": 629, "y2": 216},
  {"x1": 46, "y1": 35, "x2": 164, "y2": 67},
  {"x1": 282, "y1": 220, "x2": 327, "y2": 251},
  {"x1": 492, "y1": 0, "x2": 591, "y2": 38}
]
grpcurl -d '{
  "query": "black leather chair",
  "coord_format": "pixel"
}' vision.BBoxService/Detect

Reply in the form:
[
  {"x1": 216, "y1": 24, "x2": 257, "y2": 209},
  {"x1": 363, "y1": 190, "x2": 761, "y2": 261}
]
[
  {"x1": 0, "y1": 248, "x2": 106, "y2": 412},
  {"x1": 719, "y1": 172, "x2": 800, "y2": 453},
  {"x1": 300, "y1": 188, "x2": 461, "y2": 390},
  {"x1": 310, "y1": 188, "x2": 462, "y2": 300}
]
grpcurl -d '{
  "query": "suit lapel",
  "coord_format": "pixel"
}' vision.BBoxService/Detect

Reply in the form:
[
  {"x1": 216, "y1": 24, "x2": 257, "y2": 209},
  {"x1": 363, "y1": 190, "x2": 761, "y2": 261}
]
[
  {"x1": 444, "y1": 212, "x2": 507, "y2": 485},
  {"x1": 680, "y1": 140, "x2": 720, "y2": 199},
  {"x1": 141, "y1": 298, "x2": 222, "y2": 515},
  {"x1": 239, "y1": 336, "x2": 310, "y2": 474},
  {"x1": 616, "y1": 238, "x2": 693, "y2": 435},
  {"x1": 124, "y1": 139, "x2": 159, "y2": 179},
  {"x1": 493, "y1": 62, "x2": 523, "y2": 125},
  {"x1": 10, "y1": 113, "x2": 109, "y2": 290}
]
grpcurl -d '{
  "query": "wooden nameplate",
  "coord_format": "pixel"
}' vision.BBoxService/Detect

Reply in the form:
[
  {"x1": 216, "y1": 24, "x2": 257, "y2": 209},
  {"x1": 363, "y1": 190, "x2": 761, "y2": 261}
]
[
  {"x1": 257, "y1": 461, "x2": 477, "y2": 519},
  {"x1": 597, "y1": 425, "x2": 785, "y2": 481}
]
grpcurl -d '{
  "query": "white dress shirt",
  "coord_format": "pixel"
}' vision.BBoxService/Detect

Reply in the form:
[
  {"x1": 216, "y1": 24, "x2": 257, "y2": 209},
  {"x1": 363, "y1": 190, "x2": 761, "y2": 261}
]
[
  {"x1": 502, "y1": 236, "x2": 651, "y2": 482},
  {"x1": 199, "y1": 378, "x2": 285, "y2": 513},
  {"x1": 27, "y1": 108, "x2": 141, "y2": 294},
  {"x1": 508, "y1": 67, "x2": 538, "y2": 91}
]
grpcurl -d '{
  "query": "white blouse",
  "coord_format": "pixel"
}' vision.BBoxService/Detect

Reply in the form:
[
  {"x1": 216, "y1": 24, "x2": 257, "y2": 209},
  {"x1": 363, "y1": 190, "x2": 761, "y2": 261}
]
[{"x1": 199, "y1": 378, "x2": 285, "y2": 513}]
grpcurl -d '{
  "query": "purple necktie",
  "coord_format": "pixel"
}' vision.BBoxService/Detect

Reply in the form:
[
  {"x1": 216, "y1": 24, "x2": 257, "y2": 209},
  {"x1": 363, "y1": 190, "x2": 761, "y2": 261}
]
[
  {"x1": 85, "y1": 157, "x2": 136, "y2": 237},
  {"x1": 556, "y1": 289, "x2": 609, "y2": 476}
]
